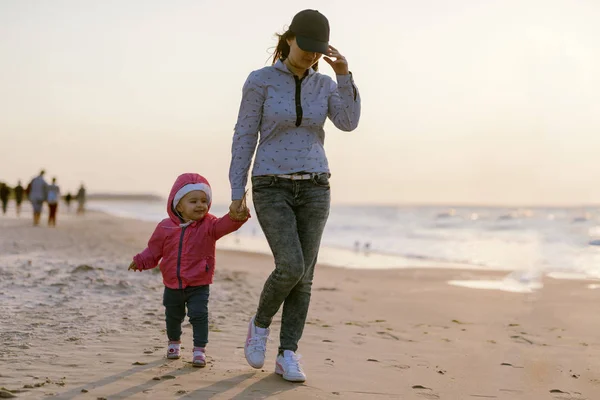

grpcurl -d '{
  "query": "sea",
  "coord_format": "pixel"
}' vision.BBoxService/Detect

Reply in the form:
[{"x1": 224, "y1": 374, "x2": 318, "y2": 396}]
[{"x1": 87, "y1": 200, "x2": 600, "y2": 293}]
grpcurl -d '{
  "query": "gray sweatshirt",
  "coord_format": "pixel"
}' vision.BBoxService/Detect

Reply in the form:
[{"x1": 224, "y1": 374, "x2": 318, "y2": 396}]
[{"x1": 229, "y1": 60, "x2": 361, "y2": 200}]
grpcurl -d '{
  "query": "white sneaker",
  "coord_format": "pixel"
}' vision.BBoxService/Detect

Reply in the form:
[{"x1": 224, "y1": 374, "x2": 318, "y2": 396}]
[
  {"x1": 244, "y1": 315, "x2": 269, "y2": 369},
  {"x1": 275, "y1": 350, "x2": 306, "y2": 382}
]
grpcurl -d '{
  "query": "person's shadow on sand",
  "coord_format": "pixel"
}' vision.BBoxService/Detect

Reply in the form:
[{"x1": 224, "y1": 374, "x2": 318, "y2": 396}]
[
  {"x1": 228, "y1": 374, "x2": 303, "y2": 400},
  {"x1": 52, "y1": 359, "x2": 166, "y2": 400},
  {"x1": 104, "y1": 364, "x2": 200, "y2": 398},
  {"x1": 180, "y1": 373, "x2": 300, "y2": 399},
  {"x1": 52, "y1": 359, "x2": 300, "y2": 400}
]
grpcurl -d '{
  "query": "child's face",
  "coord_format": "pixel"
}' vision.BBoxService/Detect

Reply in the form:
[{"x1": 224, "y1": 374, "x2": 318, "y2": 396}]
[{"x1": 176, "y1": 190, "x2": 209, "y2": 221}]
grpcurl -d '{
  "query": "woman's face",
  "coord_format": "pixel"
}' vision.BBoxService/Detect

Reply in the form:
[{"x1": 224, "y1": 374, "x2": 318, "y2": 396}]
[{"x1": 286, "y1": 37, "x2": 322, "y2": 71}]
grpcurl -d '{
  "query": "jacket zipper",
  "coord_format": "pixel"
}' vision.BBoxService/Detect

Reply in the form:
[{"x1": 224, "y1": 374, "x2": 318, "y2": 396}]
[
  {"x1": 294, "y1": 75, "x2": 305, "y2": 127},
  {"x1": 176, "y1": 226, "x2": 187, "y2": 289}
]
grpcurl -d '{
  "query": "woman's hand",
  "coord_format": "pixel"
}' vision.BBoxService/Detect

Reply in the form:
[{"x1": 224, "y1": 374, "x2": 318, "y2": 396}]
[
  {"x1": 323, "y1": 45, "x2": 349, "y2": 75},
  {"x1": 128, "y1": 261, "x2": 140, "y2": 271},
  {"x1": 229, "y1": 205, "x2": 249, "y2": 221},
  {"x1": 229, "y1": 191, "x2": 249, "y2": 221},
  {"x1": 229, "y1": 200, "x2": 243, "y2": 215}
]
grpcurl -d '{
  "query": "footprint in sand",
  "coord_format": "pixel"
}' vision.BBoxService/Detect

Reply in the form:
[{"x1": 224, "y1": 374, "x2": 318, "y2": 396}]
[
  {"x1": 351, "y1": 336, "x2": 366, "y2": 345},
  {"x1": 510, "y1": 335, "x2": 534, "y2": 345},
  {"x1": 549, "y1": 389, "x2": 587, "y2": 400},
  {"x1": 500, "y1": 362, "x2": 524, "y2": 369},
  {"x1": 377, "y1": 331, "x2": 399, "y2": 340},
  {"x1": 0, "y1": 389, "x2": 18, "y2": 398},
  {"x1": 412, "y1": 385, "x2": 440, "y2": 399},
  {"x1": 345, "y1": 321, "x2": 370, "y2": 328},
  {"x1": 376, "y1": 331, "x2": 412, "y2": 342}
]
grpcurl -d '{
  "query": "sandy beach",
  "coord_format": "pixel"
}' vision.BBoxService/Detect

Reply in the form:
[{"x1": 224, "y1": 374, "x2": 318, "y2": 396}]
[{"x1": 1, "y1": 207, "x2": 600, "y2": 399}]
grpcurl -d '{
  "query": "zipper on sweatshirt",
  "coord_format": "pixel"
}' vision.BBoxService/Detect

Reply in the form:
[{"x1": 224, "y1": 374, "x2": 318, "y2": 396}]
[
  {"x1": 294, "y1": 75, "x2": 306, "y2": 127},
  {"x1": 176, "y1": 226, "x2": 187, "y2": 289}
]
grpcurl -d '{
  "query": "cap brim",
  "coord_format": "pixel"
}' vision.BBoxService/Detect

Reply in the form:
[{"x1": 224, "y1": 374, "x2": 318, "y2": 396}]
[{"x1": 296, "y1": 36, "x2": 329, "y2": 54}]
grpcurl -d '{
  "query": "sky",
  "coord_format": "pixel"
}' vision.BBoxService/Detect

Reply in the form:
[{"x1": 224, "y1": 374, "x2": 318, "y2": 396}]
[{"x1": 1, "y1": 0, "x2": 599, "y2": 206}]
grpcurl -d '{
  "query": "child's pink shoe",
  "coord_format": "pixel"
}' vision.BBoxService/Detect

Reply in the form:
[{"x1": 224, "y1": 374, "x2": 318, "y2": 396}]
[
  {"x1": 192, "y1": 347, "x2": 206, "y2": 367},
  {"x1": 167, "y1": 341, "x2": 181, "y2": 359}
]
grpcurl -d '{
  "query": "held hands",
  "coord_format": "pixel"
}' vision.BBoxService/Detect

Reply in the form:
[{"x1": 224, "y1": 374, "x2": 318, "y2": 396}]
[
  {"x1": 323, "y1": 45, "x2": 349, "y2": 75},
  {"x1": 128, "y1": 261, "x2": 142, "y2": 272},
  {"x1": 229, "y1": 190, "x2": 250, "y2": 221}
]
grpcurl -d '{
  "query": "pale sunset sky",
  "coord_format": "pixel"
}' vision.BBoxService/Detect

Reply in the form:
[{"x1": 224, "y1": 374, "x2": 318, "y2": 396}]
[{"x1": 1, "y1": 0, "x2": 599, "y2": 206}]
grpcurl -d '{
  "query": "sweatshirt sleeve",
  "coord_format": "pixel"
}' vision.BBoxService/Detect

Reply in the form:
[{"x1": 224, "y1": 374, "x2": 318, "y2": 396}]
[
  {"x1": 212, "y1": 212, "x2": 250, "y2": 241},
  {"x1": 229, "y1": 71, "x2": 264, "y2": 201},
  {"x1": 327, "y1": 73, "x2": 361, "y2": 132},
  {"x1": 133, "y1": 223, "x2": 166, "y2": 270}
]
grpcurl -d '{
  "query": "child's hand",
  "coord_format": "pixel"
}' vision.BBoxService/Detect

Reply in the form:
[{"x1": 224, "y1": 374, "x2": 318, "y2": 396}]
[
  {"x1": 229, "y1": 190, "x2": 249, "y2": 221},
  {"x1": 229, "y1": 206, "x2": 249, "y2": 221},
  {"x1": 128, "y1": 261, "x2": 141, "y2": 271}
]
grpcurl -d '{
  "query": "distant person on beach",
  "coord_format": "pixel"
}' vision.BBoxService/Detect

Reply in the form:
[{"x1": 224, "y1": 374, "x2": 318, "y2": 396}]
[
  {"x1": 228, "y1": 9, "x2": 360, "y2": 382},
  {"x1": 76, "y1": 184, "x2": 86, "y2": 214},
  {"x1": 0, "y1": 183, "x2": 9, "y2": 215},
  {"x1": 14, "y1": 181, "x2": 24, "y2": 216},
  {"x1": 128, "y1": 173, "x2": 249, "y2": 367},
  {"x1": 46, "y1": 177, "x2": 60, "y2": 226},
  {"x1": 27, "y1": 170, "x2": 48, "y2": 226},
  {"x1": 64, "y1": 192, "x2": 72, "y2": 212}
]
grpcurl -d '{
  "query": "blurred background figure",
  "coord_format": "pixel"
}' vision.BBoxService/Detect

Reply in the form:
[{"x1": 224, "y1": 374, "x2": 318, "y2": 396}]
[
  {"x1": 14, "y1": 181, "x2": 24, "y2": 217},
  {"x1": 27, "y1": 169, "x2": 48, "y2": 226},
  {"x1": 0, "y1": 183, "x2": 10, "y2": 215},
  {"x1": 363, "y1": 242, "x2": 371, "y2": 254},
  {"x1": 76, "y1": 184, "x2": 86, "y2": 215},
  {"x1": 64, "y1": 192, "x2": 72, "y2": 212},
  {"x1": 47, "y1": 177, "x2": 61, "y2": 227}
]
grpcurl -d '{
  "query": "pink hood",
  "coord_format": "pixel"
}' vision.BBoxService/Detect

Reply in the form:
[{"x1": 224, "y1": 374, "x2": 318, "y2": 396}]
[{"x1": 167, "y1": 173, "x2": 212, "y2": 224}]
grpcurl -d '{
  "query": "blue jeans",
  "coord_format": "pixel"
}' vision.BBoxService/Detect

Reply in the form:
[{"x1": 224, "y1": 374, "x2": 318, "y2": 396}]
[
  {"x1": 163, "y1": 285, "x2": 209, "y2": 348},
  {"x1": 251, "y1": 173, "x2": 331, "y2": 352}
]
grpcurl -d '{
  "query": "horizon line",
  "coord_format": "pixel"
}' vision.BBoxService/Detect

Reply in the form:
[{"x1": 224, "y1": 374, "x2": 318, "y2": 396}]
[{"x1": 86, "y1": 192, "x2": 600, "y2": 209}]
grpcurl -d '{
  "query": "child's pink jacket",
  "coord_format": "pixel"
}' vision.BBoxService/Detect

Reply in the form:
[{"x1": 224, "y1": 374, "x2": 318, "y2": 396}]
[{"x1": 133, "y1": 173, "x2": 248, "y2": 289}]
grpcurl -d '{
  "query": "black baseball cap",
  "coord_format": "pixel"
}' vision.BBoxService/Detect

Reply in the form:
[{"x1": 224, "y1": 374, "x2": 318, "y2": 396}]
[{"x1": 289, "y1": 9, "x2": 330, "y2": 54}]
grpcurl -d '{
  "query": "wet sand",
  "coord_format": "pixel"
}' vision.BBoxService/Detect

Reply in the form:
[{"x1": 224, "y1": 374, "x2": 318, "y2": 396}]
[{"x1": 1, "y1": 207, "x2": 600, "y2": 399}]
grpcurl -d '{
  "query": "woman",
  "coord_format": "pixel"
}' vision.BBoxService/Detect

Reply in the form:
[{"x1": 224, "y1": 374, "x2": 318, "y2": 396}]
[
  {"x1": 46, "y1": 177, "x2": 60, "y2": 226},
  {"x1": 228, "y1": 9, "x2": 360, "y2": 382}
]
